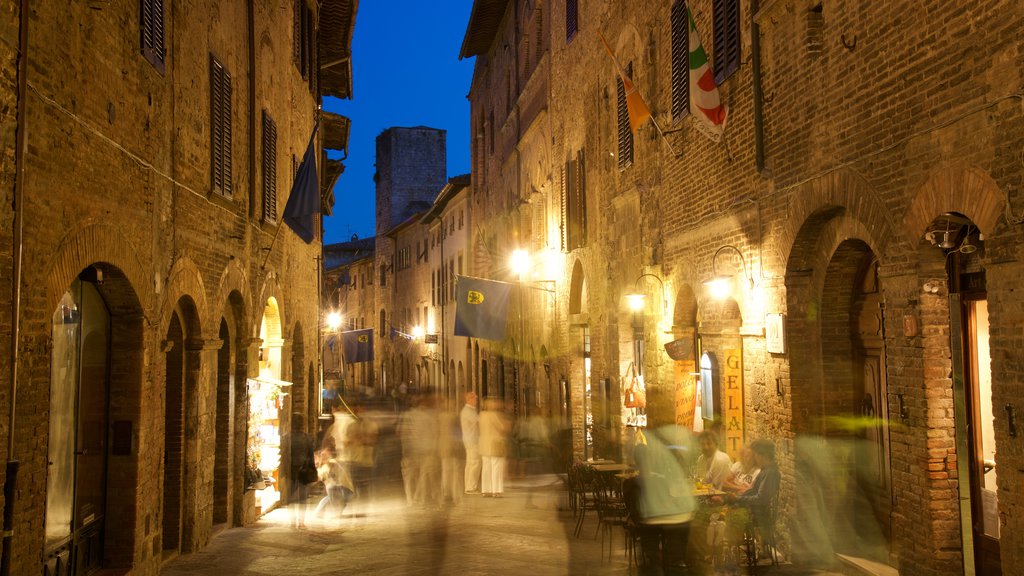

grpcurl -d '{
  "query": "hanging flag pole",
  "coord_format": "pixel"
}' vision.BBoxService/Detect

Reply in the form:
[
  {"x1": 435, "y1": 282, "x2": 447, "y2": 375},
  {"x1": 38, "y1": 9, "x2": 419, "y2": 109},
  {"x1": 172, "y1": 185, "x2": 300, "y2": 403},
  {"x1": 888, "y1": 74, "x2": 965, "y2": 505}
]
[
  {"x1": 261, "y1": 114, "x2": 322, "y2": 271},
  {"x1": 597, "y1": 31, "x2": 680, "y2": 157}
]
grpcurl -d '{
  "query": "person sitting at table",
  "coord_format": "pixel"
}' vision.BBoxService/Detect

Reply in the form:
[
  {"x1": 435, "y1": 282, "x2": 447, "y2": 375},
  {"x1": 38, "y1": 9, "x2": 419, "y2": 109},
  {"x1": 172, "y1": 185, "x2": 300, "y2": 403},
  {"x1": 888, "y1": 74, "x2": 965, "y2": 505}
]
[
  {"x1": 694, "y1": 431, "x2": 733, "y2": 490},
  {"x1": 722, "y1": 444, "x2": 761, "y2": 495},
  {"x1": 729, "y1": 439, "x2": 781, "y2": 560}
]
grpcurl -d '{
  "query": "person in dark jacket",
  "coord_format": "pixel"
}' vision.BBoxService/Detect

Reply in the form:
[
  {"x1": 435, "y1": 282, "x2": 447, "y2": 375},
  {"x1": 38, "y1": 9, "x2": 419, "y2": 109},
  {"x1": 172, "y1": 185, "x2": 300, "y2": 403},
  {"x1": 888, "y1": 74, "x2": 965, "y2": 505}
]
[{"x1": 284, "y1": 412, "x2": 316, "y2": 529}]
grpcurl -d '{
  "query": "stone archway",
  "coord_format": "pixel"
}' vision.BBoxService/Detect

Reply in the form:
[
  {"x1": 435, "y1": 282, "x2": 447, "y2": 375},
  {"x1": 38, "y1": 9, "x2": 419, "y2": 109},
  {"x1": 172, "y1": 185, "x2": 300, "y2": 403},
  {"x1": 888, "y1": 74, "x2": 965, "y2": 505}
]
[
  {"x1": 784, "y1": 207, "x2": 893, "y2": 567},
  {"x1": 43, "y1": 262, "x2": 145, "y2": 575},
  {"x1": 162, "y1": 295, "x2": 203, "y2": 555}
]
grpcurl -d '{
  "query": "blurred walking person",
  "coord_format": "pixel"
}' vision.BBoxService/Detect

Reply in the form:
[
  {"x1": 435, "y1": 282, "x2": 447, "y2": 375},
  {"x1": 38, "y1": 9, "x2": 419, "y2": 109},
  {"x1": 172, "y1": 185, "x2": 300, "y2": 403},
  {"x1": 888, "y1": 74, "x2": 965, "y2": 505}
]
[
  {"x1": 283, "y1": 413, "x2": 316, "y2": 529},
  {"x1": 479, "y1": 398, "x2": 511, "y2": 497},
  {"x1": 460, "y1": 391, "x2": 481, "y2": 494},
  {"x1": 438, "y1": 406, "x2": 465, "y2": 505}
]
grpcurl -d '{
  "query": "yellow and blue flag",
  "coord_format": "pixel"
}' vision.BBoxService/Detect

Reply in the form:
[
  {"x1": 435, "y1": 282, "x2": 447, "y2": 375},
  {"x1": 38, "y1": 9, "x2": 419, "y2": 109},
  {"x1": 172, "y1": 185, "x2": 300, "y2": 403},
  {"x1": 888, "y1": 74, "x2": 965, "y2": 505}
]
[
  {"x1": 453, "y1": 275, "x2": 513, "y2": 341},
  {"x1": 341, "y1": 328, "x2": 373, "y2": 363}
]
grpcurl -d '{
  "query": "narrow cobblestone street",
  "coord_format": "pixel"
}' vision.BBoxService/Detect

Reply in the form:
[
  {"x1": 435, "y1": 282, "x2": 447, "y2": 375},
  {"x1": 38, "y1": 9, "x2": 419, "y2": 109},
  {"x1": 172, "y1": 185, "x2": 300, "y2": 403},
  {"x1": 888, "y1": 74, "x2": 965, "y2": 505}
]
[{"x1": 160, "y1": 475, "x2": 844, "y2": 576}]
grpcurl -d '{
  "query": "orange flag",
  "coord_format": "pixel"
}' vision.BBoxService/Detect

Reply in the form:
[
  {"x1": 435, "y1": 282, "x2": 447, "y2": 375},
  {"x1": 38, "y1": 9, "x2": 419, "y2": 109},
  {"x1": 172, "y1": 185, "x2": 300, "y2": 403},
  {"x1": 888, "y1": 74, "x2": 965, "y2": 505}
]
[{"x1": 598, "y1": 31, "x2": 652, "y2": 133}]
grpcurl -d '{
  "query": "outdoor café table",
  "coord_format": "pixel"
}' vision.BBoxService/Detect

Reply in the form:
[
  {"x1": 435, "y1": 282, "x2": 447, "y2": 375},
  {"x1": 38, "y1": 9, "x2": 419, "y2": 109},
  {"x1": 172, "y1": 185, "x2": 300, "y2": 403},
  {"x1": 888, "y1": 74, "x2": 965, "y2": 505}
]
[
  {"x1": 590, "y1": 463, "x2": 632, "y2": 473},
  {"x1": 693, "y1": 486, "x2": 728, "y2": 504}
]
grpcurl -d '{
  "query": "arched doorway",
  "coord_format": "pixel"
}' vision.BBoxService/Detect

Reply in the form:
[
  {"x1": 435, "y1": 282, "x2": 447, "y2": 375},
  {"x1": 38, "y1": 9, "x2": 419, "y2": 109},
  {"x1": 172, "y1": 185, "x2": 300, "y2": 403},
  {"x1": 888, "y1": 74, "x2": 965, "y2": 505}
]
[
  {"x1": 213, "y1": 318, "x2": 231, "y2": 528},
  {"x1": 923, "y1": 212, "x2": 998, "y2": 575},
  {"x1": 671, "y1": 284, "x2": 699, "y2": 429},
  {"x1": 820, "y1": 240, "x2": 891, "y2": 560},
  {"x1": 786, "y1": 225, "x2": 893, "y2": 566},
  {"x1": 162, "y1": 296, "x2": 201, "y2": 556},
  {"x1": 45, "y1": 264, "x2": 143, "y2": 575},
  {"x1": 247, "y1": 297, "x2": 287, "y2": 515},
  {"x1": 568, "y1": 260, "x2": 589, "y2": 459}
]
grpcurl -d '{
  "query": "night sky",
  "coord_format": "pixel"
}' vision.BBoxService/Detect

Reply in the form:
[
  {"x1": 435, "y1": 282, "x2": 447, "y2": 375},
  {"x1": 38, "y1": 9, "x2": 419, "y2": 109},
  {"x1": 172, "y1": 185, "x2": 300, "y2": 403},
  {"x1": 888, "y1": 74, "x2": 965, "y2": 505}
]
[{"x1": 322, "y1": 1, "x2": 476, "y2": 245}]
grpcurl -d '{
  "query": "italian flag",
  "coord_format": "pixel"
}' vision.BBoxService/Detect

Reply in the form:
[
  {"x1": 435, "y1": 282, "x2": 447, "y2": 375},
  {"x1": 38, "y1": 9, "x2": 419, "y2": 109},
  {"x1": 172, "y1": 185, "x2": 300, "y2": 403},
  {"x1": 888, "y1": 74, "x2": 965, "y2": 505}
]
[{"x1": 689, "y1": 8, "x2": 727, "y2": 139}]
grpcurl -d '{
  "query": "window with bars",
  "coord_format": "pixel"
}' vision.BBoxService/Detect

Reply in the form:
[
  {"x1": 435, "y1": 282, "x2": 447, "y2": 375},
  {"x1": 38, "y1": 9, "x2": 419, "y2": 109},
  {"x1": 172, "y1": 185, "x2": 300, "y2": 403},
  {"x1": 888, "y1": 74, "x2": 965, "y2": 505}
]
[
  {"x1": 262, "y1": 111, "x2": 277, "y2": 223},
  {"x1": 616, "y1": 63, "x2": 634, "y2": 170},
  {"x1": 141, "y1": 0, "x2": 165, "y2": 72},
  {"x1": 713, "y1": 0, "x2": 741, "y2": 83},
  {"x1": 565, "y1": 0, "x2": 578, "y2": 42},
  {"x1": 210, "y1": 55, "x2": 233, "y2": 198},
  {"x1": 560, "y1": 150, "x2": 587, "y2": 252},
  {"x1": 671, "y1": 1, "x2": 690, "y2": 121}
]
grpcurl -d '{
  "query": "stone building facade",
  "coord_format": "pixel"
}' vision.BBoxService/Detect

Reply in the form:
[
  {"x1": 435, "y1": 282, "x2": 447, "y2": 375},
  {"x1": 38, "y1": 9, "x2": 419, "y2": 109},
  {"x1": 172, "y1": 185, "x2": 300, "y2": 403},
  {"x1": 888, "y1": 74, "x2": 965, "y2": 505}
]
[
  {"x1": 322, "y1": 237, "x2": 376, "y2": 401},
  {"x1": 462, "y1": 0, "x2": 1024, "y2": 574},
  {"x1": 421, "y1": 175, "x2": 473, "y2": 409},
  {"x1": 0, "y1": 1, "x2": 355, "y2": 574},
  {"x1": 373, "y1": 127, "x2": 447, "y2": 396}
]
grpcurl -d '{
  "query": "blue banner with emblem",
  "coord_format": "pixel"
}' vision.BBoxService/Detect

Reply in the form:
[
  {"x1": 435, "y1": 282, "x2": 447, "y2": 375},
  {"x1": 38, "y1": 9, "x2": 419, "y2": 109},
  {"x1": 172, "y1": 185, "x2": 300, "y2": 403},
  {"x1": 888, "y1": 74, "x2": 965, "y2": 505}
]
[
  {"x1": 453, "y1": 275, "x2": 513, "y2": 341},
  {"x1": 341, "y1": 328, "x2": 374, "y2": 363}
]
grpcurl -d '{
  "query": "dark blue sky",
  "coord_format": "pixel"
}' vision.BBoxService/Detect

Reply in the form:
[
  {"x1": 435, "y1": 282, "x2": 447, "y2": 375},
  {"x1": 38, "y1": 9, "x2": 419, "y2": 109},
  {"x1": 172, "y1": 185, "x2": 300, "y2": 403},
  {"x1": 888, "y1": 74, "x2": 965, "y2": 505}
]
[{"x1": 322, "y1": 1, "x2": 476, "y2": 244}]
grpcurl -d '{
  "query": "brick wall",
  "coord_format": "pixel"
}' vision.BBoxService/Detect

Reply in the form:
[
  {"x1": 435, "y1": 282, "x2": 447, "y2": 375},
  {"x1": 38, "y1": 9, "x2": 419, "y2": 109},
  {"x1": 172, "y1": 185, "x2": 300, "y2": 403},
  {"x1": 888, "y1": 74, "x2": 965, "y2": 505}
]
[
  {"x1": 468, "y1": 0, "x2": 1024, "y2": 573},
  {"x1": 0, "y1": 1, "x2": 331, "y2": 574}
]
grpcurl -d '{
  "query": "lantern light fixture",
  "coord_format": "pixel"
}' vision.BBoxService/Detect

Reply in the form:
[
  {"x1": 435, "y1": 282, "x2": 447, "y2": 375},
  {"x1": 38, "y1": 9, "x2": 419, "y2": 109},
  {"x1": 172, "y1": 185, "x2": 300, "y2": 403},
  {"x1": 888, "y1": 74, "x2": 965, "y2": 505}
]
[{"x1": 704, "y1": 245, "x2": 754, "y2": 300}]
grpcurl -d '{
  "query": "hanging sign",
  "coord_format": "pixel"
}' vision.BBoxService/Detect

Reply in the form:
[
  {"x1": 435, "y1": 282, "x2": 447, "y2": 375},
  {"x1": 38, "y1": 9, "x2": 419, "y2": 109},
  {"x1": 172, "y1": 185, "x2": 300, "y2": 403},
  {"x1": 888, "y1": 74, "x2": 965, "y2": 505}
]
[
  {"x1": 664, "y1": 336, "x2": 693, "y2": 361},
  {"x1": 674, "y1": 360, "x2": 697, "y2": 428}
]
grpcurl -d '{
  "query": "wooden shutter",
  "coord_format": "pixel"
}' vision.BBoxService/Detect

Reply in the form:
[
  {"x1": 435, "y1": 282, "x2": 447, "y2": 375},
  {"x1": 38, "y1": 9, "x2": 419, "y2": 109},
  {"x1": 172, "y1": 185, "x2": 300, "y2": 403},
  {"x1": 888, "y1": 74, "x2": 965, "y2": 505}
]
[
  {"x1": 671, "y1": 1, "x2": 690, "y2": 120},
  {"x1": 565, "y1": 0, "x2": 578, "y2": 42},
  {"x1": 210, "y1": 56, "x2": 233, "y2": 198},
  {"x1": 569, "y1": 148, "x2": 593, "y2": 248},
  {"x1": 616, "y1": 64, "x2": 634, "y2": 170},
  {"x1": 713, "y1": 0, "x2": 741, "y2": 83},
  {"x1": 141, "y1": 0, "x2": 165, "y2": 72},
  {"x1": 262, "y1": 111, "x2": 278, "y2": 222},
  {"x1": 560, "y1": 162, "x2": 568, "y2": 252}
]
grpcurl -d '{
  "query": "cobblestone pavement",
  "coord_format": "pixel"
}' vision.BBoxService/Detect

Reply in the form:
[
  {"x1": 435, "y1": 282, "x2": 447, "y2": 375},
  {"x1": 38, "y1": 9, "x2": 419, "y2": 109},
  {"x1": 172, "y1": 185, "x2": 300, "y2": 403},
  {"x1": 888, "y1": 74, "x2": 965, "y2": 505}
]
[{"x1": 161, "y1": 475, "x2": 845, "y2": 576}]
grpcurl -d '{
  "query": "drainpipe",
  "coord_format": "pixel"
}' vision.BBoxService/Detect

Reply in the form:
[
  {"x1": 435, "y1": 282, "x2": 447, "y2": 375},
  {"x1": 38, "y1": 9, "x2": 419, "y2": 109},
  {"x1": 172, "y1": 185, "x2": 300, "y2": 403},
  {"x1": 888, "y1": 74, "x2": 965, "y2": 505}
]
[
  {"x1": 751, "y1": 0, "x2": 766, "y2": 174},
  {"x1": 3, "y1": 0, "x2": 29, "y2": 574}
]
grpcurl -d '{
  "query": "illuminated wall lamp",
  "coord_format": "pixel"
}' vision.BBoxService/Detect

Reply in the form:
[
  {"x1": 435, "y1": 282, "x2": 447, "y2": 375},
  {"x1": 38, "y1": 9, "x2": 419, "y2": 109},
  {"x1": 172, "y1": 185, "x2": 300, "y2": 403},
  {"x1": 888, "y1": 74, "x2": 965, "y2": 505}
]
[
  {"x1": 704, "y1": 245, "x2": 754, "y2": 300},
  {"x1": 625, "y1": 273, "x2": 667, "y2": 317}
]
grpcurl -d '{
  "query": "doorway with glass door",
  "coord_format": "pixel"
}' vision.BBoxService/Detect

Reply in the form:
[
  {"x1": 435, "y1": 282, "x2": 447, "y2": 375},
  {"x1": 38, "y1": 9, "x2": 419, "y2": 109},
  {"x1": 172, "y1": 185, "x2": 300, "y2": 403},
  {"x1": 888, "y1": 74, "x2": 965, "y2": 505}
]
[
  {"x1": 45, "y1": 275, "x2": 110, "y2": 575},
  {"x1": 952, "y1": 275, "x2": 1000, "y2": 576}
]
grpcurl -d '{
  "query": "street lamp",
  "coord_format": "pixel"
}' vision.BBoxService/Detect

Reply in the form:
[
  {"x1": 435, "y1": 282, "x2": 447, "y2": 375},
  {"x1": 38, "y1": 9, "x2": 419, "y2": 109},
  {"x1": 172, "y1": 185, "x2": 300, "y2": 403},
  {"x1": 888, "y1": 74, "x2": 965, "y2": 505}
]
[
  {"x1": 704, "y1": 245, "x2": 753, "y2": 300},
  {"x1": 624, "y1": 273, "x2": 667, "y2": 379},
  {"x1": 326, "y1": 311, "x2": 342, "y2": 331}
]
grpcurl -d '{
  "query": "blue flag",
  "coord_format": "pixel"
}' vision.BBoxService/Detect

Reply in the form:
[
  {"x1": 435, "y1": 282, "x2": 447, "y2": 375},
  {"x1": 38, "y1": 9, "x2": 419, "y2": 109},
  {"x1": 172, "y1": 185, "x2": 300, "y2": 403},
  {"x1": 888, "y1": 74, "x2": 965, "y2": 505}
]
[
  {"x1": 342, "y1": 328, "x2": 374, "y2": 363},
  {"x1": 453, "y1": 275, "x2": 513, "y2": 341},
  {"x1": 282, "y1": 127, "x2": 320, "y2": 243}
]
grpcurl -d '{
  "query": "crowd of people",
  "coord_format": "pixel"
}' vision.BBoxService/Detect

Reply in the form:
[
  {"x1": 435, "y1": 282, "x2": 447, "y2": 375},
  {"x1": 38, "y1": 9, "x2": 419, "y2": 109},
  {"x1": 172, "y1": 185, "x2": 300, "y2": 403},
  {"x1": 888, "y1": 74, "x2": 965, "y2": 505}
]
[
  {"x1": 284, "y1": 390, "x2": 546, "y2": 526},
  {"x1": 283, "y1": 390, "x2": 782, "y2": 576}
]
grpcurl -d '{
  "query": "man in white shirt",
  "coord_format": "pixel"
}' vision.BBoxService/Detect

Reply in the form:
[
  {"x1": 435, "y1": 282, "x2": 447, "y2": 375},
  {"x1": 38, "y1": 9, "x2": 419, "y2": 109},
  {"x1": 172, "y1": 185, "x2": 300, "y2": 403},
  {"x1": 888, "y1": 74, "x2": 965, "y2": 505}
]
[
  {"x1": 695, "y1": 431, "x2": 733, "y2": 489},
  {"x1": 460, "y1": 391, "x2": 481, "y2": 494}
]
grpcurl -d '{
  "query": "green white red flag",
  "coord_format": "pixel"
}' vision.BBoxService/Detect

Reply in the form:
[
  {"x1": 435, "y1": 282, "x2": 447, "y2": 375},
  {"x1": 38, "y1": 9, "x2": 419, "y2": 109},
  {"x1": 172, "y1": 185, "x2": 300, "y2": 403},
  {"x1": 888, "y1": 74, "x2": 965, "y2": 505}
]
[{"x1": 688, "y1": 8, "x2": 727, "y2": 140}]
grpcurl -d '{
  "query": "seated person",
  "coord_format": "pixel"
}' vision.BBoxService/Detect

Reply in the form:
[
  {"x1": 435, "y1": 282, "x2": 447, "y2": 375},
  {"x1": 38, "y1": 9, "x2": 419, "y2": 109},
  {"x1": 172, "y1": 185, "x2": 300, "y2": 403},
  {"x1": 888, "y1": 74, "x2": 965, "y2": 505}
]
[
  {"x1": 729, "y1": 439, "x2": 781, "y2": 556},
  {"x1": 722, "y1": 445, "x2": 761, "y2": 495},
  {"x1": 694, "y1": 431, "x2": 733, "y2": 489}
]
